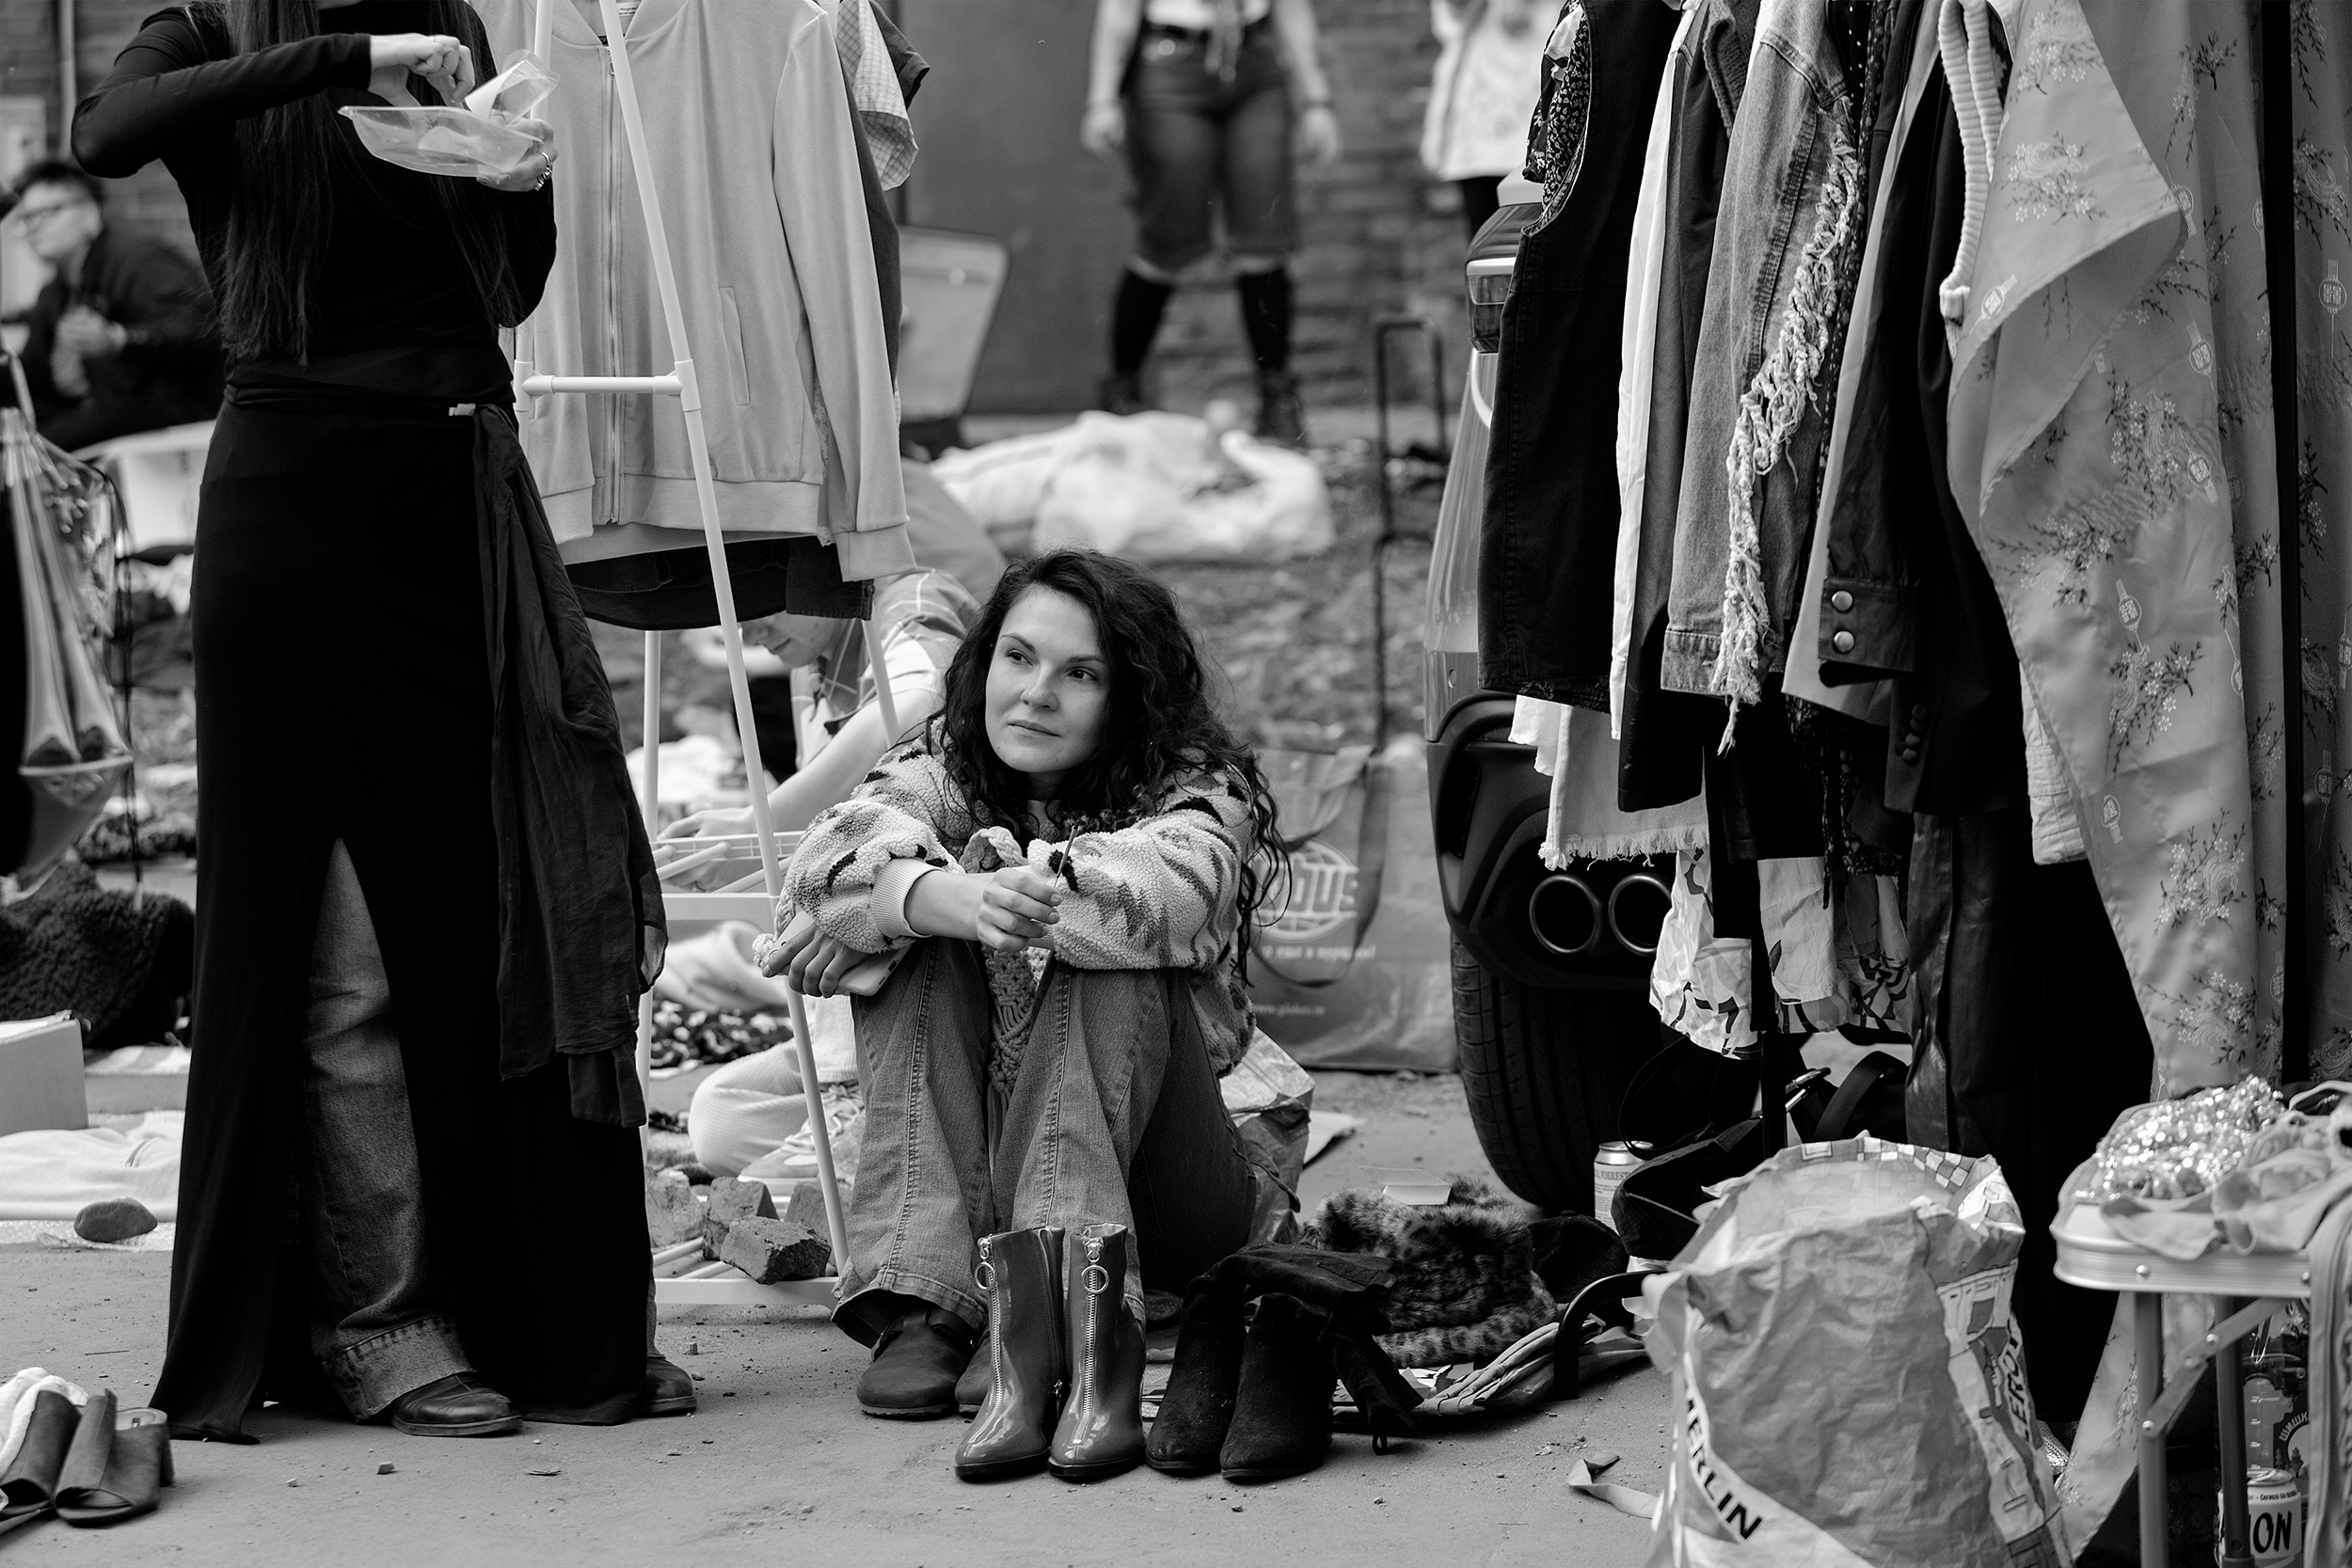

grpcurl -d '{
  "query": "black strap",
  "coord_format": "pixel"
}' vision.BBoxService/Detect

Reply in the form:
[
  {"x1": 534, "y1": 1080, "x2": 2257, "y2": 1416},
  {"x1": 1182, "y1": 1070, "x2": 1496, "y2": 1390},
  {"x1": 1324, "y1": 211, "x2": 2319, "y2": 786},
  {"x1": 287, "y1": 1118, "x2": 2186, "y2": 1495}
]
[
  {"x1": 1814, "y1": 1051, "x2": 1906, "y2": 1143},
  {"x1": 1549, "y1": 1269, "x2": 1657, "y2": 1402}
]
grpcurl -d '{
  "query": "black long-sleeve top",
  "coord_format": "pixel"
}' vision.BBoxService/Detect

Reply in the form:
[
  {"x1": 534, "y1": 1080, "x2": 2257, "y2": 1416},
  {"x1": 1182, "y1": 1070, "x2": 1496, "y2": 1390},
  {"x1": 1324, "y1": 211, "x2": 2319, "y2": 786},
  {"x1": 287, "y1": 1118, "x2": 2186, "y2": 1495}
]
[{"x1": 73, "y1": 2, "x2": 555, "y2": 403}]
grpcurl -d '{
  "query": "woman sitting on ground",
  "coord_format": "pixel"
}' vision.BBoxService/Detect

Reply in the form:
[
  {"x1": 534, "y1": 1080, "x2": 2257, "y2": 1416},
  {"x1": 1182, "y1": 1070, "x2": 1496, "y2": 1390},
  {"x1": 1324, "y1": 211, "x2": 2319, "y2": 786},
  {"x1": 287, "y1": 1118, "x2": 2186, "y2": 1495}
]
[{"x1": 767, "y1": 547, "x2": 1280, "y2": 1481}]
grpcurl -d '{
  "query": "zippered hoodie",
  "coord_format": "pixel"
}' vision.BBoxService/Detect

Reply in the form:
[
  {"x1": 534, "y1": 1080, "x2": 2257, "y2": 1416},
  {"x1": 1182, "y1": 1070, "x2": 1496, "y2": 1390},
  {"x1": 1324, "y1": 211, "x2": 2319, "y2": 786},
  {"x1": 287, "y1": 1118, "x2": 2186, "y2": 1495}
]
[{"x1": 477, "y1": 0, "x2": 912, "y2": 578}]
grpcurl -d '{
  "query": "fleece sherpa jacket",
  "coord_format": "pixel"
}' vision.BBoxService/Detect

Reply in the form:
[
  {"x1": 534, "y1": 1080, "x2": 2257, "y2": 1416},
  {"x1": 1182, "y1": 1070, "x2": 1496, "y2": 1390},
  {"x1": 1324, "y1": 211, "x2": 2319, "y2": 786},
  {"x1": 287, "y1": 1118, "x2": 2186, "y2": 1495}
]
[
  {"x1": 476, "y1": 0, "x2": 912, "y2": 578},
  {"x1": 784, "y1": 741, "x2": 1261, "y2": 1075}
]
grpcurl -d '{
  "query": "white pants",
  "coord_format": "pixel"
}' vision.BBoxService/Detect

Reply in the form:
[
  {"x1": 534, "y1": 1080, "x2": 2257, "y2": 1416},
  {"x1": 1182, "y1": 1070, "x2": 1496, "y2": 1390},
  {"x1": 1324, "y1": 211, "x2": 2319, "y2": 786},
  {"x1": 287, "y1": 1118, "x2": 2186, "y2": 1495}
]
[{"x1": 687, "y1": 993, "x2": 856, "y2": 1175}]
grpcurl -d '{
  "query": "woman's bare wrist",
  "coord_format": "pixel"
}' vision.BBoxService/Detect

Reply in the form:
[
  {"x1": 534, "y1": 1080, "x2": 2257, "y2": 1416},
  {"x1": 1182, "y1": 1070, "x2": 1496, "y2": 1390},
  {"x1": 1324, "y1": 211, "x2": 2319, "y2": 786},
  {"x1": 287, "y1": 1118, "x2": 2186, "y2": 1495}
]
[{"x1": 904, "y1": 868, "x2": 982, "y2": 942}]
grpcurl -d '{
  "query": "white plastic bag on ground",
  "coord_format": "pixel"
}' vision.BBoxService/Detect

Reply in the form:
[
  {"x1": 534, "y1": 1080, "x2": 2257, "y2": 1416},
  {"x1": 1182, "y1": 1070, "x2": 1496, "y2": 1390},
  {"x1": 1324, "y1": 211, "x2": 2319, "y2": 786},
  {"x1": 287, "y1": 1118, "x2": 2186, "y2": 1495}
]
[
  {"x1": 1036, "y1": 429, "x2": 1332, "y2": 562},
  {"x1": 1641, "y1": 1137, "x2": 2070, "y2": 1568},
  {"x1": 930, "y1": 411, "x2": 1332, "y2": 563},
  {"x1": 1221, "y1": 1029, "x2": 1313, "y2": 1242}
]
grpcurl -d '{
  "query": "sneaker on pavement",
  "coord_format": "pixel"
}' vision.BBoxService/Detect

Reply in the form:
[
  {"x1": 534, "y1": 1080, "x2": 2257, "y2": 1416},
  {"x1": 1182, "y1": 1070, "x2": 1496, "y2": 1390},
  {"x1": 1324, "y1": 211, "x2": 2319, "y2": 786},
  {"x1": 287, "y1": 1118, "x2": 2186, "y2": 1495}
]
[{"x1": 753, "y1": 1080, "x2": 863, "y2": 1182}]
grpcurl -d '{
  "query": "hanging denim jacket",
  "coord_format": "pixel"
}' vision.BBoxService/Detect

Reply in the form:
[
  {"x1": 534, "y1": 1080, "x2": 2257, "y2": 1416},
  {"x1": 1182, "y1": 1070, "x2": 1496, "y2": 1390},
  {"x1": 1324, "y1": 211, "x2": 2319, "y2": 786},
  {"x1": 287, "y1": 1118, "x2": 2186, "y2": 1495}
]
[{"x1": 1661, "y1": 0, "x2": 1871, "y2": 721}]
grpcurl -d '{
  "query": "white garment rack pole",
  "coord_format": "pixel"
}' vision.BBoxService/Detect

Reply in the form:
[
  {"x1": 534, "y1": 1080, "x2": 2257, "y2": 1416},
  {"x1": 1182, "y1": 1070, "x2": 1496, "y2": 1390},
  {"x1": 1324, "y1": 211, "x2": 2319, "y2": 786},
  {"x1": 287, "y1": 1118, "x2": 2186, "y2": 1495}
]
[{"x1": 509, "y1": 0, "x2": 897, "y2": 1275}]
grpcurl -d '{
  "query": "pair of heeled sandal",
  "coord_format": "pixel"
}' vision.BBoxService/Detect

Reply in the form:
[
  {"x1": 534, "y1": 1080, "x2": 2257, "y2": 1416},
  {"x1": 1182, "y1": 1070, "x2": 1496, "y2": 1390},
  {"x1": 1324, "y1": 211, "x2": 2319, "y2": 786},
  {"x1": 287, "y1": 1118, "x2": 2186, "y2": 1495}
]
[{"x1": 0, "y1": 1389, "x2": 172, "y2": 1534}]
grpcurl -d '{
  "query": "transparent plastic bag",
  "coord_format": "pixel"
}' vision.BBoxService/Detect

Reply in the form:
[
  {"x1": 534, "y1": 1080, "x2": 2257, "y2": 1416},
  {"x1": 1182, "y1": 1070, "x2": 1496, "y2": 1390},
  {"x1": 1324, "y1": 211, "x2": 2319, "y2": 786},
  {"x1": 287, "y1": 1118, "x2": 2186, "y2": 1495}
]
[{"x1": 340, "y1": 56, "x2": 553, "y2": 181}]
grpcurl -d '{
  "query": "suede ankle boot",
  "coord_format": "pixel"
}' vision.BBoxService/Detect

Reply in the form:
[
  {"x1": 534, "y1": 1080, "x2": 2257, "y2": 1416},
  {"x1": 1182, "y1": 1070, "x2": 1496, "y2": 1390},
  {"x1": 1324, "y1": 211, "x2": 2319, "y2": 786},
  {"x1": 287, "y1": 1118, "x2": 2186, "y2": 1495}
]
[
  {"x1": 1145, "y1": 1284, "x2": 1247, "y2": 1474},
  {"x1": 1048, "y1": 1224, "x2": 1147, "y2": 1481},
  {"x1": 1219, "y1": 1293, "x2": 1335, "y2": 1481},
  {"x1": 954, "y1": 1227, "x2": 1065, "y2": 1480}
]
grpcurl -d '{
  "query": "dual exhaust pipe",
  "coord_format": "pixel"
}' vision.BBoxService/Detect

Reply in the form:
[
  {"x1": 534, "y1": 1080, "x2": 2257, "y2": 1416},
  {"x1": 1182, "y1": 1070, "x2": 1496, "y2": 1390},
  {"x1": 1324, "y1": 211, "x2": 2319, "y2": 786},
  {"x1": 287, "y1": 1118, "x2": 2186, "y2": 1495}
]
[{"x1": 1527, "y1": 870, "x2": 1671, "y2": 959}]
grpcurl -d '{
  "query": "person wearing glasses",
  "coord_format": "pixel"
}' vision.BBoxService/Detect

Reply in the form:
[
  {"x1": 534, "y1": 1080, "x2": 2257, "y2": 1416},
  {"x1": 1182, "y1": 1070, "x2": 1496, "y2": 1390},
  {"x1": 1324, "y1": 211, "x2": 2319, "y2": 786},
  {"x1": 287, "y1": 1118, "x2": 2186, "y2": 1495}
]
[{"x1": 8, "y1": 161, "x2": 222, "y2": 449}]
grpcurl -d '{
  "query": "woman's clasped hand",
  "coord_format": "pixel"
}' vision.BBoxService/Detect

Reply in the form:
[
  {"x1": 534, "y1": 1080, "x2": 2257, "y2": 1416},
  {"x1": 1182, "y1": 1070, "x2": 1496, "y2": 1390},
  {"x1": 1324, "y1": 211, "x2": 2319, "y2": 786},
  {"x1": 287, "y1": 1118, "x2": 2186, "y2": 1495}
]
[{"x1": 765, "y1": 862, "x2": 1067, "y2": 997}]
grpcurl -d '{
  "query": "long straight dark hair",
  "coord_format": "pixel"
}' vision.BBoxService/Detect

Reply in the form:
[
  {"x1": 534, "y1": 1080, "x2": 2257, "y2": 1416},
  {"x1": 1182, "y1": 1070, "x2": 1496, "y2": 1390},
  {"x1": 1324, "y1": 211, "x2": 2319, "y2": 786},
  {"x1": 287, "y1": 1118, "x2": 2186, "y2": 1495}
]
[{"x1": 197, "y1": 0, "x2": 525, "y2": 361}]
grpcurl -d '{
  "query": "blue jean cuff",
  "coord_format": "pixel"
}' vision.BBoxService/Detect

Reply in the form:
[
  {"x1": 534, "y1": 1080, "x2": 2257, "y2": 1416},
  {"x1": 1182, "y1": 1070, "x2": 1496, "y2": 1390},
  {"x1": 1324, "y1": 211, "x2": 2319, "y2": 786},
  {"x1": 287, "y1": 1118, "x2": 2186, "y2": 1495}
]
[
  {"x1": 325, "y1": 1312, "x2": 473, "y2": 1419},
  {"x1": 834, "y1": 1267, "x2": 985, "y2": 1346}
]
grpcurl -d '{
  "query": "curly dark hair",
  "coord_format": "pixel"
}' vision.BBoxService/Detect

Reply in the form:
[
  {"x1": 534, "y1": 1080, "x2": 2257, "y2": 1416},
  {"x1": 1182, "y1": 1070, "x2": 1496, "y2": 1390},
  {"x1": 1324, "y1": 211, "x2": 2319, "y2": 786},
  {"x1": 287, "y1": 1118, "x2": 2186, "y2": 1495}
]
[{"x1": 929, "y1": 549, "x2": 1285, "y2": 959}]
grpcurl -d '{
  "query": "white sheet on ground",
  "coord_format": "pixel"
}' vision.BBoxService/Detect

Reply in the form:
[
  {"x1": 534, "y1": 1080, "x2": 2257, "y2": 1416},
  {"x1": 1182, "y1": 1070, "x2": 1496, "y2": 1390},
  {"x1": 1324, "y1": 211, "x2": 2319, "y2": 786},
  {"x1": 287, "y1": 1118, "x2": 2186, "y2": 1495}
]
[{"x1": 0, "y1": 1111, "x2": 180, "y2": 1220}]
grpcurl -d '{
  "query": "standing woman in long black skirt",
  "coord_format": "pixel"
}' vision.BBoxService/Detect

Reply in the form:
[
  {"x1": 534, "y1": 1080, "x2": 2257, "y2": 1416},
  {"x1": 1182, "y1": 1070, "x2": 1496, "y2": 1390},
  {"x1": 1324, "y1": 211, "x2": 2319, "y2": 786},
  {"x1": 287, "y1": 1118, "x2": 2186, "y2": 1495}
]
[{"x1": 76, "y1": 0, "x2": 679, "y2": 1441}]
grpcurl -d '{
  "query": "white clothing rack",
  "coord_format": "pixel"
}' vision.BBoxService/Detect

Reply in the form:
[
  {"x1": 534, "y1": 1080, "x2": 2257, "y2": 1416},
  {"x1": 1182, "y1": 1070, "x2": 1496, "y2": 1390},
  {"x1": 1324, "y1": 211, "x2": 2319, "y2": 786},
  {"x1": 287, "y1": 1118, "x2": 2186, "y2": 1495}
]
[{"x1": 517, "y1": 0, "x2": 905, "y2": 1304}]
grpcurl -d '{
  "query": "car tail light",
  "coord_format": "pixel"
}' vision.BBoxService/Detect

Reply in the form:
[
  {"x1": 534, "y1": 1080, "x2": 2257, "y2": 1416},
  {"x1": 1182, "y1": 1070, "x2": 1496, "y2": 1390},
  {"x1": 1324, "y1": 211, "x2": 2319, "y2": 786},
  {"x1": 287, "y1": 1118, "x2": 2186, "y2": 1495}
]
[{"x1": 1467, "y1": 257, "x2": 1514, "y2": 354}]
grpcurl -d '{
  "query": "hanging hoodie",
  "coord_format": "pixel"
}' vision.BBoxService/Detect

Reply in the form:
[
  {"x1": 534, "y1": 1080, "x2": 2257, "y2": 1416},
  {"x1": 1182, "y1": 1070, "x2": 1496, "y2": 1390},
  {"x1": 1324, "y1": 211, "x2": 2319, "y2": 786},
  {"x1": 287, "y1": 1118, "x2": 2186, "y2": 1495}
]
[{"x1": 478, "y1": 0, "x2": 913, "y2": 581}]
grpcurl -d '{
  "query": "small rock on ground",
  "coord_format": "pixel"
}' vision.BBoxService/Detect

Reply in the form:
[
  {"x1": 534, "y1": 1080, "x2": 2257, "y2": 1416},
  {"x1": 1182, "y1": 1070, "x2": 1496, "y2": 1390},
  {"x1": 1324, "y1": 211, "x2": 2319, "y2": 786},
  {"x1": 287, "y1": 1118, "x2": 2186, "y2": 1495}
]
[{"x1": 73, "y1": 1197, "x2": 158, "y2": 1243}]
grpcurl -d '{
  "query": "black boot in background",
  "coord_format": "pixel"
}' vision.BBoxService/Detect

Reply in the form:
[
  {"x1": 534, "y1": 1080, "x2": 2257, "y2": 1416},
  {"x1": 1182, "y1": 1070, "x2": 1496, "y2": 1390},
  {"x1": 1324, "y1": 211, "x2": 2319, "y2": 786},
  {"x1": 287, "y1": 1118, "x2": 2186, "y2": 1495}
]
[
  {"x1": 1219, "y1": 1293, "x2": 1335, "y2": 1481},
  {"x1": 1146, "y1": 1280, "x2": 1247, "y2": 1474},
  {"x1": 1254, "y1": 370, "x2": 1306, "y2": 448}
]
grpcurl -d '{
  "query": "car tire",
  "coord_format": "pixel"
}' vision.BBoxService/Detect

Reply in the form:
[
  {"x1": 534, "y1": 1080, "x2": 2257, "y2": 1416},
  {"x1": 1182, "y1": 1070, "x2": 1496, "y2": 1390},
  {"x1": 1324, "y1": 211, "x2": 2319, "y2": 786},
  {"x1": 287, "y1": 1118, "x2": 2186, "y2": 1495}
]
[{"x1": 1453, "y1": 934, "x2": 1663, "y2": 1213}]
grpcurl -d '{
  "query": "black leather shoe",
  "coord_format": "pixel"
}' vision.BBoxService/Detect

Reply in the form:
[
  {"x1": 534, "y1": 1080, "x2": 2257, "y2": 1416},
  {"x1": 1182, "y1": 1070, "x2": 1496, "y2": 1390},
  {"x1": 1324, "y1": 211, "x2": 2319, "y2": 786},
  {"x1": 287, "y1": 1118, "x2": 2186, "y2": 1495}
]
[
  {"x1": 385, "y1": 1373, "x2": 521, "y2": 1438},
  {"x1": 638, "y1": 1356, "x2": 696, "y2": 1418},
  {"x1": 858, "y1": 1304, "x2": 977, "y2": 1418}
]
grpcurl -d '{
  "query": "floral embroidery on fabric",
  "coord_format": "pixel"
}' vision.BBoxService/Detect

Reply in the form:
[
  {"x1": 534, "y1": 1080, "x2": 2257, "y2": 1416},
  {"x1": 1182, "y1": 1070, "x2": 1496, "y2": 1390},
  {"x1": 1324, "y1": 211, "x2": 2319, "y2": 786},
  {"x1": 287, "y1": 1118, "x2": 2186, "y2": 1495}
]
[
  {"x1": 2296, "y1": 135, "x2": 2352, "y2": 243},
  {"x1": 2305, "y1": 638, "x2": 2339, "y2": 731},
  {"x1": 2107, "y1": 641, "x2": 2202, "y2": 766},
  {"x1": 2132, "y1": 235, "x2": 2217, "y2": 325},
  {"x1": 2157, "y1": 969, "x2": 2263, "y2": 1073},
  {"x1": 2013, "y1": 0, "x2": 2099, "y2": 92},
  {"x1": 2237, "y1": 532, "x2": 2280, "y2": 594},
  {"x1": 2168, "y1": 61, "x2": 2196, "y2": 156},
  {"x1": 2301, "y1": 437, "x2": 2331, "y2": 549},
  {"x1": 2289, "y1": 0, "x2": 2326, "y2": 89},
  {"x1": 2156, "y1": 824, "x2": 2248, "y2": 930},
  {"x1": 2108, "y1": 375, "x2": 2201, "y2": 503},
  {"x1": 2327, "y1": 845, "x2": 2352, "y2": 958},
  {"x1": 2013, "y1": 491, "x2": 2137, "y2": 605},
  {"x1": 2249, "y1": 703, "x2": 2284, "y2": 800},
  {"x1": 2006, "y1": 138, "x2": 2105, "y2": 223}
]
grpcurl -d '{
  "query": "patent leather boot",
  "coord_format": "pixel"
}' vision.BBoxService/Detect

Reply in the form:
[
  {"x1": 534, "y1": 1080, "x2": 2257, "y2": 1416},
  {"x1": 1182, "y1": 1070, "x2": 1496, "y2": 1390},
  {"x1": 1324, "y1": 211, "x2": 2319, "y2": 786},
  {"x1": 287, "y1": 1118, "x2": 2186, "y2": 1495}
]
[
  {"x1": 953, "y1": 1227, "x2": 1065, "y2": 1481},
  {"x1": 1047, "y1": 1224, "x2": 1146, "y2": 1481}
]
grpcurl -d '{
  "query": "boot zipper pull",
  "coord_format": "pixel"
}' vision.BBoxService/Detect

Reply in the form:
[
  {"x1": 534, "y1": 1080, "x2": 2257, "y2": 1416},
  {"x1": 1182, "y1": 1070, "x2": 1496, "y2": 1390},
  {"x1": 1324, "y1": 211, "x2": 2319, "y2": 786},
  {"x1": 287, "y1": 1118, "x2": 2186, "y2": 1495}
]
[
  {"x1": 1081, "y1": 1237, "x2": 1108, "y2": 1295},
  {"x1": 975, "y1": 1235, "x2": 993, "y2": 1291}
]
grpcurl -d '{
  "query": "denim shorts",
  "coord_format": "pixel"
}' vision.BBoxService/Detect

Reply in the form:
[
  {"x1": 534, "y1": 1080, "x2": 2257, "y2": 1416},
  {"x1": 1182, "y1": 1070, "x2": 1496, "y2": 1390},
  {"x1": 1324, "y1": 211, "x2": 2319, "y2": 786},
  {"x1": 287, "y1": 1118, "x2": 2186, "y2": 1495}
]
[{"x1": 1125, "y1": 24, "x2": 1296, "y2": 270}]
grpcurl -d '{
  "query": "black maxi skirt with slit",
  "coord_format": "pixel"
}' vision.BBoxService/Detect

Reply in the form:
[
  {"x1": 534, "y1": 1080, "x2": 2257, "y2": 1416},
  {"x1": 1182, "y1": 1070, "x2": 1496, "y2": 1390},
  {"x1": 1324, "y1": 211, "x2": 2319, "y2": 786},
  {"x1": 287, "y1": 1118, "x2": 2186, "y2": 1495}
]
[{"x1": 152, "y1": 391, "x2": 651, "y2": 1439}]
